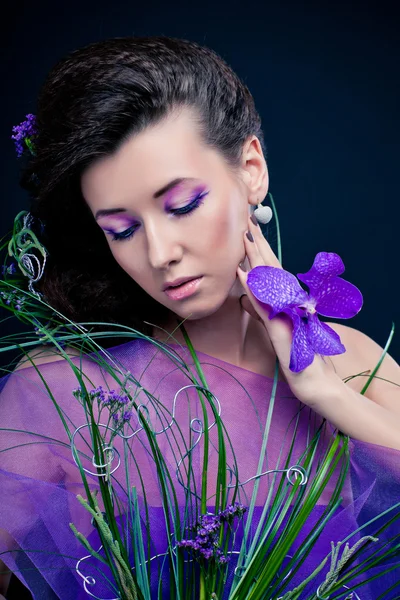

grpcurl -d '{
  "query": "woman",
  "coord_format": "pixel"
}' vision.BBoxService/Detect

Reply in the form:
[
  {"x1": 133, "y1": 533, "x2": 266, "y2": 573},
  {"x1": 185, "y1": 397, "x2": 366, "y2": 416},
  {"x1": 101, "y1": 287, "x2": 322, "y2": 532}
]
[{"x1": 1, "y1": 35, "x2": 399, "y2": 599}]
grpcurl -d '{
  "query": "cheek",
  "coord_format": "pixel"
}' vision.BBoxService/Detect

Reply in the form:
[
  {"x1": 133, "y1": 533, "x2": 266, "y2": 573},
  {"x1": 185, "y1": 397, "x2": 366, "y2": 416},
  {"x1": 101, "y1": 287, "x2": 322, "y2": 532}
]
[
  {"x1": 206, "y1": 193, "x2": 247, "y2": 257},
  {"x1": 104, "y1": 188, "x2": 246, "y2": 284}
]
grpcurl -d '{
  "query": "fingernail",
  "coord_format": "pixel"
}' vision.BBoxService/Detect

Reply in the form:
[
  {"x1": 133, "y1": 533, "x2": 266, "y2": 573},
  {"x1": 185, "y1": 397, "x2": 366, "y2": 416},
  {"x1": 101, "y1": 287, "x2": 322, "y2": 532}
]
[
  {"x1": 246, "y1": 230, "x2": 254, "y2": 242},
  {"x1": 250, "y1": 213, "x2": 258, "y2": 226}
]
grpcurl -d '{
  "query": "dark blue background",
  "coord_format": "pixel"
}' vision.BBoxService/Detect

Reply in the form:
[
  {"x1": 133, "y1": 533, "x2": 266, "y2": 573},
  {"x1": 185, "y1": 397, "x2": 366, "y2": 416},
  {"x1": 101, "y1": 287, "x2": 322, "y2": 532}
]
[
  {"x1": 1, "y1": 0, "x2": 399, "y2": 362},
  {"x1": 0, "y1": 2, "x2": 399, "y2": 598}
]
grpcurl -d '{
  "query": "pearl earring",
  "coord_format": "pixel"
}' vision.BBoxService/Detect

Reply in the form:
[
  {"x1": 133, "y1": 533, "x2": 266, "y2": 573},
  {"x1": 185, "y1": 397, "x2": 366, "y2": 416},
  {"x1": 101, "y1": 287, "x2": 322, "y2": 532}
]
[{"x1": 252, "y1": 200, "x2": 273, "y2": 224}]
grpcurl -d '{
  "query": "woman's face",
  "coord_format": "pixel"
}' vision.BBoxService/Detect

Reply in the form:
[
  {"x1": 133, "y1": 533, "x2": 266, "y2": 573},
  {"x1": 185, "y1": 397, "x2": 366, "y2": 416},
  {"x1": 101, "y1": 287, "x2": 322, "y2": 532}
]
[{"x1": 82, "y1": 107, "x2": 267, "y2": 322}]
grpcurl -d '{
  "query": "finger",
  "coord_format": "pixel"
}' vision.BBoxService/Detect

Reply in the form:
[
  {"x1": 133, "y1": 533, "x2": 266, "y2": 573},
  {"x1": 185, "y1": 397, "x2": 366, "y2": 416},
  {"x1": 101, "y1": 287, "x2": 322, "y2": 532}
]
[
  {"x1": 248, "y1": 214, "x2": 281, "y2": 268},
  {"x1": 243, "y1": 228, "x2": 265, "y2": 272},
  {"x1": 237, "y1": 263, "x2": 272, "y2": 320}
]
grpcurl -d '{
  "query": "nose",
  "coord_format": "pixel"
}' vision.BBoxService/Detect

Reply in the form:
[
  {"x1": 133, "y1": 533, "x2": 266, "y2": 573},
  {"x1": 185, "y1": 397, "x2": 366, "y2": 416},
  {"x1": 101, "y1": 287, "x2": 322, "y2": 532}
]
[{"x1": 145, "y1": 219, "x2": 183, "y2": 270}]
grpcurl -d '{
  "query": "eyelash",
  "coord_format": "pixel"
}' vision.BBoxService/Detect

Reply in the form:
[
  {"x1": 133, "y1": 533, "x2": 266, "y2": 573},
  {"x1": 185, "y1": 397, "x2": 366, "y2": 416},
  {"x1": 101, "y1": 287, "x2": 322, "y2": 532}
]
[{"x1": 110, "y1": 191, "x2": 209, "y2": 242}]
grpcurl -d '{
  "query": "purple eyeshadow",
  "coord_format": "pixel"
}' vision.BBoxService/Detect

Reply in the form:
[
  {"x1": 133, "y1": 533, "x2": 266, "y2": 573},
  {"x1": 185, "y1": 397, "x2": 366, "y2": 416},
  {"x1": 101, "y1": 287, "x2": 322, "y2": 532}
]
[
  {"x1": 99, "y1": 180, "x2": 208, "y2": 236},
  {"x1": 100, "y1": 215, "x2": 139, "y2": 234},
  {"x1": 164, "y1": 182, "x2": 207, "y2": 211}
]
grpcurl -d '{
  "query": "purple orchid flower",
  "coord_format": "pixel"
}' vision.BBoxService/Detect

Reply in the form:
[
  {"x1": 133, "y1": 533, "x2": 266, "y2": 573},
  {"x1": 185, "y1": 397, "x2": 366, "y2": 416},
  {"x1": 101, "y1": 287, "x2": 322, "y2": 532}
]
[{"x1": 246, "y1": 252, "x2": 363, "y2": 373}]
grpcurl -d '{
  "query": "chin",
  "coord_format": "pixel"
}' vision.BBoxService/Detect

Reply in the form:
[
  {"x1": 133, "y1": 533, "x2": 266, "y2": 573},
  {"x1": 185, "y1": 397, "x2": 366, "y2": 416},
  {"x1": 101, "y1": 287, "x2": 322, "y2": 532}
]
[{"x1": 173, "y1": 289, "x2": 233, "y2": 321}]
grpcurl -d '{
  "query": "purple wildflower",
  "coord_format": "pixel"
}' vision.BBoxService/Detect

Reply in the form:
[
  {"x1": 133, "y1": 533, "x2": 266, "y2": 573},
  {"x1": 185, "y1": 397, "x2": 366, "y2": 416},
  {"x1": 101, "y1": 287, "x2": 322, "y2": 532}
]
[
  {"x1": 110, "y1": 409, "x2": 133, "y2": 427},
  {"x1": 11, "y1": 114, "x2": 37, "y2": 157},
  {"x1": 178, "y1": 503, "x2": 247, "y2": 564},
  {"x1": 219, "y1": 502, "x2": 247, "y2": 522},
  {"x1": 101, "y1": 390, "x2": 134, "y2": 428},
  {"x1": 1, "y1": 263, "x2": 17, "y2": 276},
  {"x1": 71, "y1": 385, "x2": 133, "y2": 430},
  {"x1": 89, "y1": 385, "x2": 106, "y2": 403},
  {"x1": 102, "y1": 390, "x2": 130, "y2": 407},
  {"x1": 122, "y1": 410, "x2": 132, "y2": 422},
  {"x1": 246, "y1": 252, "x2": 363, "y2": 373},
  {"x1": 0, "y1": 289, "x2": 25, "y2": 310},
  {"x1": 107, "y1": 390, "x2": 122, "y2": 403}
]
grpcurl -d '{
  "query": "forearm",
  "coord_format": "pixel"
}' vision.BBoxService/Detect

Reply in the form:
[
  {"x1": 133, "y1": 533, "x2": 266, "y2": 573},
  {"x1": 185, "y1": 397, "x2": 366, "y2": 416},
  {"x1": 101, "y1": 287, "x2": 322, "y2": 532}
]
[{"x1": 310, "y1": 378, "x2": 400, "y2": 450}]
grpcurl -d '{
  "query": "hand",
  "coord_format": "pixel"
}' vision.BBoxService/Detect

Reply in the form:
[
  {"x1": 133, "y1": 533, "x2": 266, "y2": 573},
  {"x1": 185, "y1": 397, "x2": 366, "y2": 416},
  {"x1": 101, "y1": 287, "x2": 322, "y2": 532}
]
[{"x1": 236, "y1": 214, "x2": 343, "y2": 407}]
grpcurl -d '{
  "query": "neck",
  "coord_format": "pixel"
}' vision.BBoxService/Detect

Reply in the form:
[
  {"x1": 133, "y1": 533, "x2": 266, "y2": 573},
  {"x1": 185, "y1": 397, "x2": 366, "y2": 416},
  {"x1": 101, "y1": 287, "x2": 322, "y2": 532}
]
[{"x1": 152, "y1": 263, "x2": 278, "y2": 377}]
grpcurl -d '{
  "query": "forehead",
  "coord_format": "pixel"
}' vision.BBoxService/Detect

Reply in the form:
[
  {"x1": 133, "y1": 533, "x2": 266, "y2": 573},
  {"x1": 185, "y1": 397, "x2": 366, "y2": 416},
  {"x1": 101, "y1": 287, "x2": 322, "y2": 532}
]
[{"x1": 81, "y1": 108, "x2": 223, "y2": 208}]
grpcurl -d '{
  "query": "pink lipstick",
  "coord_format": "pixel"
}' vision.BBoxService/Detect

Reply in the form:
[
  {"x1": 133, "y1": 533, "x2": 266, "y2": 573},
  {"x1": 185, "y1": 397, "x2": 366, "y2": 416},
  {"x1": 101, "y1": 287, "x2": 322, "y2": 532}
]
[{"x1": 164, "y1": 276, "x2": 203, "y2": 300}]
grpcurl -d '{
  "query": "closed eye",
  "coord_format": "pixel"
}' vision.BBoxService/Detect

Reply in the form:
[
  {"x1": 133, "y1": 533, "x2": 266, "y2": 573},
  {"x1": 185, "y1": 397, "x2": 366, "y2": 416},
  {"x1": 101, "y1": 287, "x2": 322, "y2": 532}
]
[
  {"x1": 108, "y1": 190, "x2": 208, "y2": 242},
  {"x1": 110, "y1": 225, "x2": 139, "y2": 241}
]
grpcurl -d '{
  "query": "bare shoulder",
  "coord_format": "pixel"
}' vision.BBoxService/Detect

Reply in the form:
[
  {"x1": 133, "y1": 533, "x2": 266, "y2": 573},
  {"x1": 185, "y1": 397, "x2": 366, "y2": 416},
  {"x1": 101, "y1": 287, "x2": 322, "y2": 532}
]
[
  {"x1": 324, "y1": 321, "x2": 400, "y2": 411},
  {"x1": 0, "y1": 557, "x2": 11, "y2": 596},
  {"x1": 14, "y1": 345, "x2": 82, "y2": 371}
]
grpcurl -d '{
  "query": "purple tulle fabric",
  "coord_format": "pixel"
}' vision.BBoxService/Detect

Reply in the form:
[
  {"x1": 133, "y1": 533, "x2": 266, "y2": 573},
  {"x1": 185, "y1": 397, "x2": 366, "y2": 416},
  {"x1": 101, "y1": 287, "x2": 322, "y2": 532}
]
[{"x1": 0, "y1": 337, "x2": 399, "y2": 599}]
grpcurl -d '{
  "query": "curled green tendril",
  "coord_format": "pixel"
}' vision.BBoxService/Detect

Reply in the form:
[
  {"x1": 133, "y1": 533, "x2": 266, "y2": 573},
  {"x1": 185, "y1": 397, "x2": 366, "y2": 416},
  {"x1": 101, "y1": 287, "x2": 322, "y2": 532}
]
[{"x1": 7, "y1": 211, "x2": 47, "y2": 280}]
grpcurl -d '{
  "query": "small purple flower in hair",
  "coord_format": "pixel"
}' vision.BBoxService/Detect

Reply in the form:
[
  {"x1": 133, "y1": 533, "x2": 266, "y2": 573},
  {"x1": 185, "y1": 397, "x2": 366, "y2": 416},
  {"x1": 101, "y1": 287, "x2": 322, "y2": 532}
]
[
  {"x1": 246, "y1": 252, "x2": 363, "y2": 373},
  {"x1": 11, "y1": 113, "x2": 37, "y2": 157}
]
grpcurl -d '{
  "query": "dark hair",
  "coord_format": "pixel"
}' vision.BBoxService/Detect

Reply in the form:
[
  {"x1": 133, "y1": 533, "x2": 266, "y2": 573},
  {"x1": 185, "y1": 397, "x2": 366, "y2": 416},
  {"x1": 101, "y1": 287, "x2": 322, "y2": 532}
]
[{"x1": 21, "y1": 35, "x2": 266, "y2": 337}]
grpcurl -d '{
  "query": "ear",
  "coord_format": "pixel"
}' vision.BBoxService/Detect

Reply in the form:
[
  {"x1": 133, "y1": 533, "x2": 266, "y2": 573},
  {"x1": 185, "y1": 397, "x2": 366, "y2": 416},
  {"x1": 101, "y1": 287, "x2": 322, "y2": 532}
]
[{"x1": 239, "y1": 135, "x2": 269, "y2": 208}]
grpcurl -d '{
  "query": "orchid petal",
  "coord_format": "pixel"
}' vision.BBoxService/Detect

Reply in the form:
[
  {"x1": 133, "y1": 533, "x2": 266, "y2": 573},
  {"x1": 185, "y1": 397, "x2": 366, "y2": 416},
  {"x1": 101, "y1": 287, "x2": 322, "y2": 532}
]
[
  {"x1": 288, "y1": 309, "x2": 315, "y2": 372},
  {"x1": 297, "y1": 252, "x2": 345, "y2": 295},
  {"x1": 297, "y1": 252, "x2": 363, "y2": 318},
  {"x1": 307, "y1": 314, "x2": 346, "y2": 355},
  {"x1": 314, "y1": 278, "x2": 363, "y2": 318},
  {"x1": 247, "y1": 266, "x2": 308, "y2": 319}
]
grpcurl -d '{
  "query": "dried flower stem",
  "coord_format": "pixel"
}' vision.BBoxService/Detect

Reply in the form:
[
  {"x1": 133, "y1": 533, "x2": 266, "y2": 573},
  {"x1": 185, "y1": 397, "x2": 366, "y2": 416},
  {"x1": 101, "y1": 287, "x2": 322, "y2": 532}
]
[{"x1": 75, "y1": 494, "x2": 139, "y2": 600}]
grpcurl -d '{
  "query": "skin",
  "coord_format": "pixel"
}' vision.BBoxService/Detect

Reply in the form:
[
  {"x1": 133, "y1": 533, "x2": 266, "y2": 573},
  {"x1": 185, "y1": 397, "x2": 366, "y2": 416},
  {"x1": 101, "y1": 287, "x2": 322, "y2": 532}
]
[
  {"x1": 81, "y1": 106, "x2": 283, "y2": 380},
  {"x1": 2, "y1": 105, "x2": 400, "y2": 598},
  {"x1": 81, "y1": 106, "x2": 400, "y2": 448}
]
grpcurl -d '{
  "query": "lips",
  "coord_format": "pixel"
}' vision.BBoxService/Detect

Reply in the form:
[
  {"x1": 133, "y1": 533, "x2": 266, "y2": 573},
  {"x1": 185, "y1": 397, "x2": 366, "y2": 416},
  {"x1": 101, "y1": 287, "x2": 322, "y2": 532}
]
[
  {"x1": 163, "y1": 276, "x2": 203, "y2": 300},
  {"x1": 163, "y1": 276, "x2": 200, "y2": 291}
]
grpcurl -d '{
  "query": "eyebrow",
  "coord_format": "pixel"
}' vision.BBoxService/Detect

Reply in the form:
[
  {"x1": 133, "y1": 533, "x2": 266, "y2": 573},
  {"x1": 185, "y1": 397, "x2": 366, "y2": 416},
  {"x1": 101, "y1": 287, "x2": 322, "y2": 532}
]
[{"x1": 95, "y1": 177, "x2": 196, "y2": 220}]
